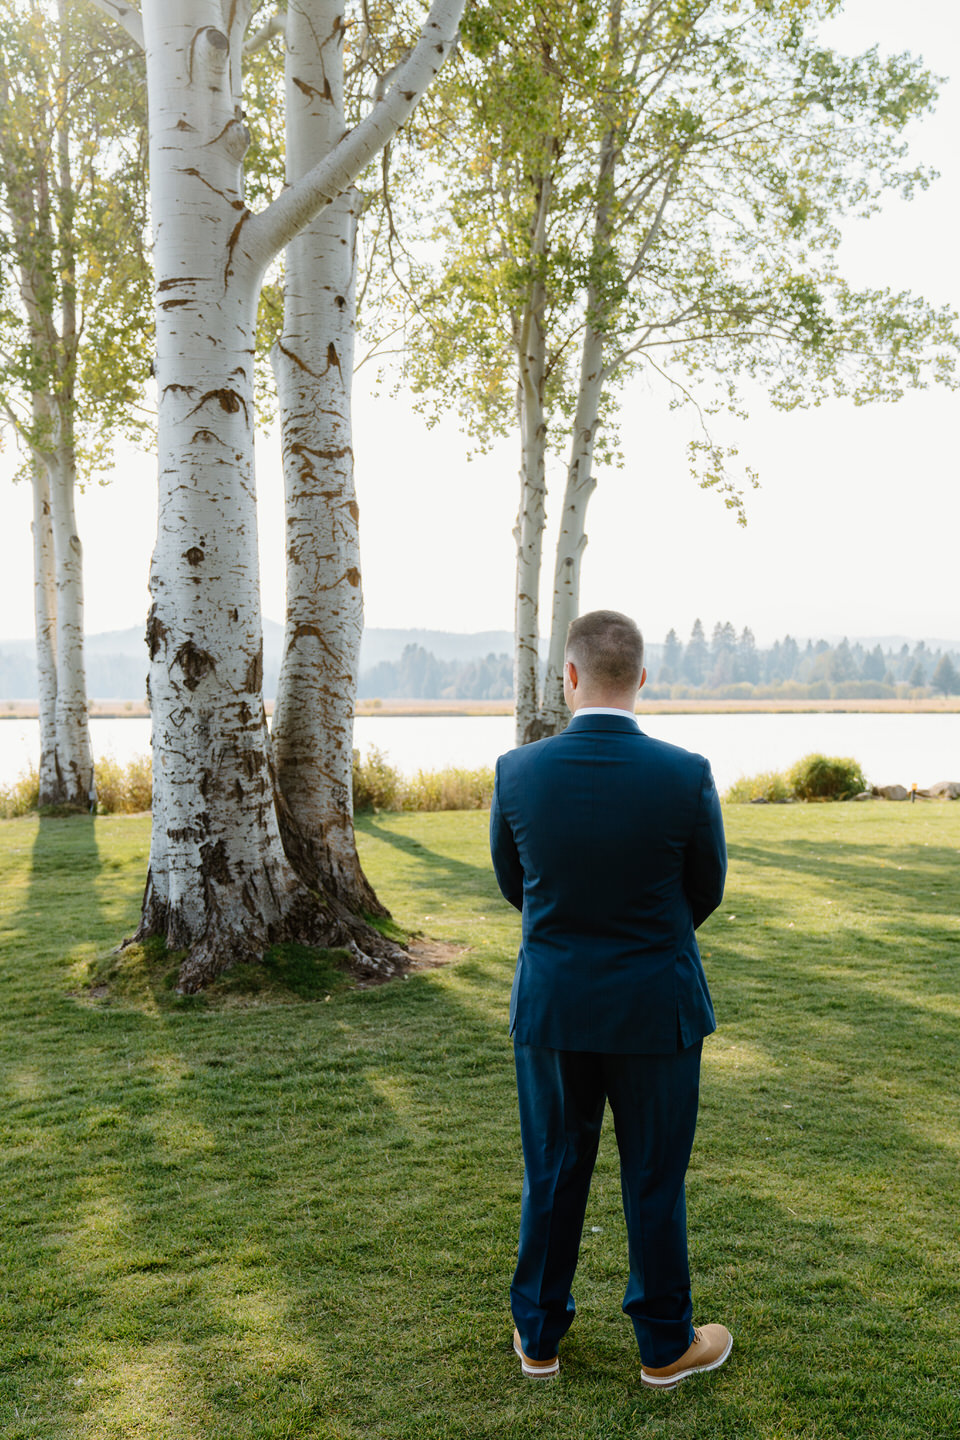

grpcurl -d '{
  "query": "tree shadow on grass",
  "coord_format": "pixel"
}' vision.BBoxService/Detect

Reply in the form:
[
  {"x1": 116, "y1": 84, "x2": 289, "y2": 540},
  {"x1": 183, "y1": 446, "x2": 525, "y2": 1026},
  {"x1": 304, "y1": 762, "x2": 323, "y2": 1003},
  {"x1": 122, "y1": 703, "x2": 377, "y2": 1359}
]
[
  {"x1": 5, "y1": 813, "x2": 960, "y2": 1438},
  {"x1": 727, "y1": 834, "x2": 960, "y2": 918},
  {"x1": 357, "y1": 814, "x2": 501, "y2": 896}
]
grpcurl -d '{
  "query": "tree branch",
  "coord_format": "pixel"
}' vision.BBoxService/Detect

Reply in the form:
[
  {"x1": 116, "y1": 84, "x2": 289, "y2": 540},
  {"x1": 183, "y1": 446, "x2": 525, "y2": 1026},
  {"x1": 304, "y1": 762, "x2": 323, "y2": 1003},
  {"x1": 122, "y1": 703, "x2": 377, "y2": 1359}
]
[
  {"x1": 86, "y1": 0, "x2": 144, "y2": 50},
  {"x1": 244, "y1": 0, "x2": 464, "y2": 272},
  {"x1": 243, "y1": 11, "x2": 286, "y2": 56}
]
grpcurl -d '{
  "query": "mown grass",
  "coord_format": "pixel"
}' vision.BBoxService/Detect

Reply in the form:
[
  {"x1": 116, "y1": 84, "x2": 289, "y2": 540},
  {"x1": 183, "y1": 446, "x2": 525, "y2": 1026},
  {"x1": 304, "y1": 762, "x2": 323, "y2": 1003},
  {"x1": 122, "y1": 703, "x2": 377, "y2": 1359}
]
[{"x1": 0, "y1": 805, "x2": 958, "y2": 1438}]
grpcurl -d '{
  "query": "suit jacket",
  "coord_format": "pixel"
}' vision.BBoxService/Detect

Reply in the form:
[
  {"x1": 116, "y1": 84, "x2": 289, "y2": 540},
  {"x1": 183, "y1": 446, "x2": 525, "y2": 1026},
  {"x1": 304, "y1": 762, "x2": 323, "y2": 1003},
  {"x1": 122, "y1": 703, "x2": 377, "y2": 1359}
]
[{"x1": 490, "y1": 712, "x2": 726, "y2": 1054}]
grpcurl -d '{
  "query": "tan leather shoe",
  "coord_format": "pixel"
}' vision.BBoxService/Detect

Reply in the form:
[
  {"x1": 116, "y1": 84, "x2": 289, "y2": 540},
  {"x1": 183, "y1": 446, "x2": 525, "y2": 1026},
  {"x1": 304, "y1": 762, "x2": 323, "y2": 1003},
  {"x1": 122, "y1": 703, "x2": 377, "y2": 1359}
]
[
  {"x1": 513, "y1": 1328, "x2": 560, "y2": 1379},
  {"x1": 640, "y1": 1324, "x2": 733, "y2": 1390}
]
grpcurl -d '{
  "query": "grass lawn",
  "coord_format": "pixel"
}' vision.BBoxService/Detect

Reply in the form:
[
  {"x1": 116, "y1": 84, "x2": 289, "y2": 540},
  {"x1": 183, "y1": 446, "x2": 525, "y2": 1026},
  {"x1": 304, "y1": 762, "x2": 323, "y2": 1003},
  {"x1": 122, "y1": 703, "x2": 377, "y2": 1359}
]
[{"x1": 0, "y1": 803, "x2": 958, "y2": 1439}]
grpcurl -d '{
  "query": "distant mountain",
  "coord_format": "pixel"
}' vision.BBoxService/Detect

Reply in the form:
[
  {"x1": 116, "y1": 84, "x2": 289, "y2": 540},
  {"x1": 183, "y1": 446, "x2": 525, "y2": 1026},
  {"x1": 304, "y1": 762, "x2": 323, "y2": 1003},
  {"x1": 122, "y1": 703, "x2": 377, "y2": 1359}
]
[
  {"x1": 0, "y1": 623, "x2": 518, "y2": 700},
  {"x1": 1, "y1": 623, "x2": 957, "y2": 700}
]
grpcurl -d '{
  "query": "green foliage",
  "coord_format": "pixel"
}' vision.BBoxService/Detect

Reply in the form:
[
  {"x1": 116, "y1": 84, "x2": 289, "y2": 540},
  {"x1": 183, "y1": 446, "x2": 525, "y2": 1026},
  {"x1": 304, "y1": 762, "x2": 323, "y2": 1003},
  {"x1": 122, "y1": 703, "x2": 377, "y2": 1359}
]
[
  {"x1": 724, "y1": 769, "x2": 791, "y2": 804},
  {"x1": 94, "y1": 754, "x2": 152, "y2": 814},
  {"x1": 352, "y1": 744, "x2": 402, "y2": 811},
  {"x1": 0, "y1": 762, "x2": 38, "y2": 817},
  {"x1": 399, "y1": 764, "x2": 495, "y2": 811},
  {"x1": 1, "y1": 755, "x2": 152, "y2": 817},
  {"x1": 787, "y1": 752, "x2": 866, "y2": 801},
  {"x1": 0, "y1": 0, "x2": 152, "y2": 479},
  {"x1": 390, "y1": 0, "x2": 958, "y2": 503},
  {"x1": 352, "y1": 746, "x2": 496, "y2": 812}
]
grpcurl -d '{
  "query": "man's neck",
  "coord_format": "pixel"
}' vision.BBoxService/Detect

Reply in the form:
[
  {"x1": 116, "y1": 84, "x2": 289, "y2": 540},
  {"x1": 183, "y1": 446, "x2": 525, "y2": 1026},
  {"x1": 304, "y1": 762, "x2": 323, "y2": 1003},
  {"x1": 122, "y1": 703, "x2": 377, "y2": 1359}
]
[{"x1": 572, "y1": 705, "x2": 638, "y2": 719}]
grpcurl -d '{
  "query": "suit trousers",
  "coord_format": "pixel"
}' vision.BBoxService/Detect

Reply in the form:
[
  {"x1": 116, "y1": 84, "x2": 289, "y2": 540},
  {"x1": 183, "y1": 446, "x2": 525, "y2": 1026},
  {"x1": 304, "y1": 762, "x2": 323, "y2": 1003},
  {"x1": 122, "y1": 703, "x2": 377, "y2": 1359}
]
[{"x1": 511, "y1": 1039, "x2": 702, "y2": 1368}]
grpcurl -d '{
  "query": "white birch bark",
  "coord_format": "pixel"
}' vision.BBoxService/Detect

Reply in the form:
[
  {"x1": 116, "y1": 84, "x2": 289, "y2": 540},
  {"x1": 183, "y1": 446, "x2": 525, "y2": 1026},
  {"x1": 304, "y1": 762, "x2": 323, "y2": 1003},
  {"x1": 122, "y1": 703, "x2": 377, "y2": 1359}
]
[
  {"x1": 31, "y1": 460, "x2": 59, "y2": 805},
  {"x1": 512, "y1": 173, "x2": 551, "y2": 747},
  {"x1": 48, "y1": 446, "x2": 95, "y2": 806},
  {"x1": 513, "y1": 328, "x2": 548, "y2": 746},
  {"x1": 109, "y1": 0, "x2": 462, "y2": 987},
  {"x1": 270, "y1": 0, "x2": 384, "y2": 915},
  {"x1": 540, "y1": 318, "x2": 605, "y2": 733},
  {"x1": 139, "y1": 0, "x2": 311, "y2": 986},
  {"x1": 540, "y1": 88, "x2": 620, "y2": 737}
]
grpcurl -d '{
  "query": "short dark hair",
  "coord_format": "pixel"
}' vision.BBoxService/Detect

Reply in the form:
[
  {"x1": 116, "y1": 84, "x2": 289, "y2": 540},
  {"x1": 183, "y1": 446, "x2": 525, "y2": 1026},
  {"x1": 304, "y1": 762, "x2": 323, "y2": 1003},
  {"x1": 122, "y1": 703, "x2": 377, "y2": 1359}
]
[{"x1": 566, "y1": 610, "x2": 644, "y2": 690}]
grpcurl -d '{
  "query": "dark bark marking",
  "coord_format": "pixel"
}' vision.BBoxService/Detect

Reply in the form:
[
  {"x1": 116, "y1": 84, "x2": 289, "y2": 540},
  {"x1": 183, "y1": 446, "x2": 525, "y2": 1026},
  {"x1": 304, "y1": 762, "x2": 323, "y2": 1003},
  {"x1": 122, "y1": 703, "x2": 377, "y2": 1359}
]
[
  {"x1": 191, "y1": 428, "x2": 226, "y2": 445},
  {"x1": 174, "y1": 641, "x2": 216, "y2": 691},
  {"x1": 188, "y1": 388, "x2": 248, "y2": 421},
  {"x1": 224, "y1": 209, "x2": 252, "y2": 287},
  {"x1": 175, "y1": 119, "x2": 197, "y2": 132},
  {"x1": 199, "y1": 836, "x2": 232, "y2": 886},
  {"x1": 184, "y1": 547, "x2": 204, "y2": 565},
  {"x1": 160, "y1": 298, "x2": 194, "y2": 310},
  {"x1": 275, "y1": 339, "x2": 322, "y2": 380},
  {"x1": 229, "y1": 608, "x2": 238, "y2": 622},
  {"x1": 146, "y1": 606, "x2": 169, "y2": 660},
  {"x1": 292, "y1": 75, "x2": 330, "y2": 102},
  {"x1": 327, "y1": 341, "x2": 341, "y2": 375},
  {"x1": 158, "y1": 277, "x2": 203, "y2": 291},
  {"x1": 348, "y1": 500, "x2": 359, "y2": 522},
  {"x1": 244, "y1": 644, "x2": 263, "y2": 692},
  {"x1": 346, "y1": 567, "x2": 361, "y2": 588},
  {"x1": 291, "y1": 623, "x2": 323, "y2": 646},
  {"x1": 162, "y1": 383, "x2": 196, "y2": 397},
  {"x1": 290, "y1": 440, "x2": 353, "y2": 464},
  {"x1": 240, "y1": 881, "x2": 259, "y2": 917}
]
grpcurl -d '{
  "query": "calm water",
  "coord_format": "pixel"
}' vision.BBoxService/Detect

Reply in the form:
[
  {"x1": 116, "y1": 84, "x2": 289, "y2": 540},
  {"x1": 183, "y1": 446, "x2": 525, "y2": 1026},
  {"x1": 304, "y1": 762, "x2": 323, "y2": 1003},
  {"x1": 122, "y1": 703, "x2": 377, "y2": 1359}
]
[{"x1": 1, "y1": 711, "x2": 958, "y2": 794}]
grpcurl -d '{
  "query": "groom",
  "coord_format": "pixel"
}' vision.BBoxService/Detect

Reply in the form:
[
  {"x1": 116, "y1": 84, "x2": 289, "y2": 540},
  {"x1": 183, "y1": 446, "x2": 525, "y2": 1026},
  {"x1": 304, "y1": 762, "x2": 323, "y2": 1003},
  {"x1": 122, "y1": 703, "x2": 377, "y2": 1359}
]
[{"x1": 489, "y1": 609, "x2": 731, "y2": 1389}]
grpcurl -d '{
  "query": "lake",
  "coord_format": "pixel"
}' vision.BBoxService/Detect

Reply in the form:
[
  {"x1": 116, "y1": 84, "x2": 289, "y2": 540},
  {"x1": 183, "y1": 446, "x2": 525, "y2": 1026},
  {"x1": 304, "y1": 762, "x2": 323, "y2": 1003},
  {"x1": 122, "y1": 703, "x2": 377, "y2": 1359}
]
[{"x1": 1, "y1": 711, "x2": 958, "y2": 795}]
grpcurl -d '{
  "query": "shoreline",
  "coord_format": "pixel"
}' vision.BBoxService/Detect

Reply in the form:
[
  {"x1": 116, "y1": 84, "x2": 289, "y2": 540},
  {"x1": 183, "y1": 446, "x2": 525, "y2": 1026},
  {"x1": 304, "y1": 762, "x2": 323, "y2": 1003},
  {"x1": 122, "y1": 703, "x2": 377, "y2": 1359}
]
[{"x1": 2, "y1": 697, "x2": 959, "y2": 720}]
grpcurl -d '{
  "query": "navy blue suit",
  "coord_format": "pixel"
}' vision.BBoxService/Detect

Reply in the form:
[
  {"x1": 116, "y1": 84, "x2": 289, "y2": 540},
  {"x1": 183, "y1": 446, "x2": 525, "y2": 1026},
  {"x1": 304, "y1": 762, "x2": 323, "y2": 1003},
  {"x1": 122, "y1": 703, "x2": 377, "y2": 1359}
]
[{"x1": 490, "y1": 711, "x2": 726, "y2": 1365}]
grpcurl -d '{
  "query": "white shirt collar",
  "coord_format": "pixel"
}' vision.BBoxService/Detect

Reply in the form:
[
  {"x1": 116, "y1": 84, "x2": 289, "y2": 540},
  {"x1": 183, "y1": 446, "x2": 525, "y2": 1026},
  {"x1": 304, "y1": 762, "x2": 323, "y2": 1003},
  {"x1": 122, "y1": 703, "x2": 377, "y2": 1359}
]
[{"x1": 573, "y1": 706, "x2": 639, "y2": 722}]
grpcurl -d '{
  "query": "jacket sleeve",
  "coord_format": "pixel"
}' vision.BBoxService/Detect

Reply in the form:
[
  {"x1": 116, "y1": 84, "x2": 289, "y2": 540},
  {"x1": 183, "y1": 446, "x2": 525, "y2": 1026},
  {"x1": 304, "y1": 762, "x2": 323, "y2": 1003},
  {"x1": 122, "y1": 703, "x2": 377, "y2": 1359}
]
[
  {"x1": 489, "y1": 757, "x2": 524, "y2": 911},
  {"x1": 683, "y1": 758, "x2": 727, "y2": 929}
]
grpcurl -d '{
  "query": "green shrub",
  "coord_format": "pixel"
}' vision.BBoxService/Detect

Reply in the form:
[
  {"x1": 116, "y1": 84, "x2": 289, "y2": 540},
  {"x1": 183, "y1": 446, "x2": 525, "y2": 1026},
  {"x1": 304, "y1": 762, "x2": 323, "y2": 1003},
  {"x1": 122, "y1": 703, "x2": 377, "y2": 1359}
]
[
  {"x1": 400, "y1": 765, "x2": 495, "y2": 812},
  {"x1": 724, "y1": 770, "x2": 791, "y2": 804},
  {"x1": 352, "y1": 747, "x2": 495, "y2": 812},
  {"x1": 352, "y1": 746, "x2": 401, "y2": 812},
  {"x1": 96, "y1": 754, "x2": 153, "y2": 813},
  {"x1": 0, "y1": 765, "x2": 40, "y2": 818},
  {"x1": 787, "y1": 752, "x2": 866, "y2": 801}
]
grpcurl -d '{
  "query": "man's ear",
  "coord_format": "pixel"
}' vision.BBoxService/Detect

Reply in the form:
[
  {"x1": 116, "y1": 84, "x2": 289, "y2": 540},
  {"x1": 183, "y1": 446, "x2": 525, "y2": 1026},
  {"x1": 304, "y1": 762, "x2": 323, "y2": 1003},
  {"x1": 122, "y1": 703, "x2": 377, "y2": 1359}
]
[
  {"x1": 638, "y1": 666, "x2": 647, "y2": 690},
  {"x1": 566, "y1": 659, "x2": 578, "y2": 689}
]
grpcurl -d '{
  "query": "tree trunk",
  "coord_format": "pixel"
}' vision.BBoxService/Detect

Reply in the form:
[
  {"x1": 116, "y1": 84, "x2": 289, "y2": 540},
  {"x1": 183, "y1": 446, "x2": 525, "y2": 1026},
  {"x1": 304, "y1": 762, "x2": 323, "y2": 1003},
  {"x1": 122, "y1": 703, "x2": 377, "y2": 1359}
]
[
  {"x1": 270, "y1": 0, "x2": 385, "y2": 916},
  {"x1": 97, "y1": 0, "x2": 463, "y2": 987},
  {"x1": 540, "y1": 318, "x2": 605, "y2": 734},
  {"x1": 512, "y1": 176, "x2": 552, "y2": 748},
  {"x1": 31, "y1": 460, "x2": 59, "y2": 805},
  {"x1": 48, "y1": 446, "x2": 95, "y2": 807},
  {"x1": 513, "y1": 353, "x2": 549, "y2": 746},
  {"x1": 137, "y1": 0, "x2": 401, "y2": 990},
  {"x1": 538, "y1": 83, "x2": 619, "y2": 737}
]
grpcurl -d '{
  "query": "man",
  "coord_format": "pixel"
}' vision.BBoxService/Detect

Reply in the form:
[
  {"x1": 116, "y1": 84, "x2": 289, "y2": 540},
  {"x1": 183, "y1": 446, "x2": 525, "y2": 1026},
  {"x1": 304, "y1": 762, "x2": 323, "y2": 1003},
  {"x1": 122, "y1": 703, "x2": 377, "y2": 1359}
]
[{"x1": 489, "y1": 609, "x2": 731, "y2": 1389}]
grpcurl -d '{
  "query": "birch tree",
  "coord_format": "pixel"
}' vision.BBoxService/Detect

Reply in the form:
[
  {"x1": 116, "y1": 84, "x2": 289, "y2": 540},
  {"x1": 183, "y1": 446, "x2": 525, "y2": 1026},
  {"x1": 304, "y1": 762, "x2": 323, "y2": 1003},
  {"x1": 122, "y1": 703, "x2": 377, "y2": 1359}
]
[
  {"x1": 397, "y1": 0, "x2": 959, "y2": 742},
  {"x1": 0, "y1": 0, "x2": 150, "y2": 805},
  {"x1": 88, "y1": 0, "x2": 463, "y2": 989},
  {"x1": 244, "y1": 2, "x2": 389, "y2": 916}
]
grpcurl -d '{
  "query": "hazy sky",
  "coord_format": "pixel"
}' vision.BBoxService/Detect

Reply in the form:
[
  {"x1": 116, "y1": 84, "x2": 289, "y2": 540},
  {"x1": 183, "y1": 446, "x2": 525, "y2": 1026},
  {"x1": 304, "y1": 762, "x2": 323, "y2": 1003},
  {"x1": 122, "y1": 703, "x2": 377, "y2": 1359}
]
[{"x1": 1, "y1": 0, "x2": 957, "y2": 648}]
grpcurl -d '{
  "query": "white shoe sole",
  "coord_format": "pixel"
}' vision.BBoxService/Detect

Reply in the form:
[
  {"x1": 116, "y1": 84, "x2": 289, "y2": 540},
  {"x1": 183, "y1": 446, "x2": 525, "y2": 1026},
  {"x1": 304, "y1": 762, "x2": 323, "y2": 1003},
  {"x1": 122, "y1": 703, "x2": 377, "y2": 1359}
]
[
  {"x1": 641, "y1": 1333, "x2": 733, "y2": 1390},
  {"x1": 513, "y1": 1336, "x2": 560, "y2": 1378}
]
